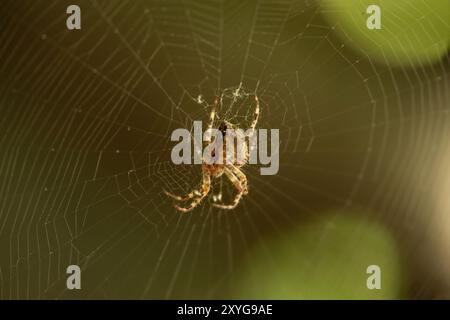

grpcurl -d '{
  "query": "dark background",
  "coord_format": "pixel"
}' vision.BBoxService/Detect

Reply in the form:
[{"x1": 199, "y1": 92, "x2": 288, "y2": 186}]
[{"x1": 0, "y1": 0, "x2": 449, "y2": 299}]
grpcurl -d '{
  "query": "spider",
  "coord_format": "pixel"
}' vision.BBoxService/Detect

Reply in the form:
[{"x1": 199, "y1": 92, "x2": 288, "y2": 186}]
[{"x1": 165, "y1": 93, "x2": 260, "y2": 212}]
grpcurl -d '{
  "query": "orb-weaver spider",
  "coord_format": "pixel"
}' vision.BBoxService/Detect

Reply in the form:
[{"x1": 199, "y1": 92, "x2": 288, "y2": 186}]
[{"x1": 165, "y1": 93, "x2": 260, "y2": 212}]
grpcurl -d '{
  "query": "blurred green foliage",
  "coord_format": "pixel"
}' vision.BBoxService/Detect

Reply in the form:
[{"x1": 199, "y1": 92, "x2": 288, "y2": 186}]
[
  {"x1": 232, "y1": 213, "x2": 404, "y2": 299},
  {"x1": 319, "y1": 0, "x2": 449, "y2": 67}
]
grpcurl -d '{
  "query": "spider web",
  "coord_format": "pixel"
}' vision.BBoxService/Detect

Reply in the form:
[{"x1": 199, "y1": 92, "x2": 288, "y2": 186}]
[{"x1": 0, "y1": 0, "x2": 449, "y2": 299}]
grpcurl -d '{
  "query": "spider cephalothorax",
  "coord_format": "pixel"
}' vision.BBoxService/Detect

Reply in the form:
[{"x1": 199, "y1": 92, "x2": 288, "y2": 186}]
[{"x1": 165, "y1": 93, "x2": 259, "y2": 212}]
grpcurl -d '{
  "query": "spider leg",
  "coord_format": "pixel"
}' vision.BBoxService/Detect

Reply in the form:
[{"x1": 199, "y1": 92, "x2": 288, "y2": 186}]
[
  {"x1": 228, "y1": 165, "x2": 248, "y2": 194},
  {"x1": 164, "y1": 189, "x2": 201, "y2": 202},
  {"x1": 164, "y1": 167, "x2": 211, "y2": 201},
  {"x1": 212, "y1": 167, "x2": 244, "y2": 210},
  {"x1": 171, "y1": 171, "x2": 211, "y2": 213},
  {"x1": 249, "y1": 95, "x2": 260, "y2": 130},
  {"x1": 174, "y1": 195, "x2": 205, "y2": 213},
  {"x1": 207, "y1": 97, "x2": 219, "y2": 132}
]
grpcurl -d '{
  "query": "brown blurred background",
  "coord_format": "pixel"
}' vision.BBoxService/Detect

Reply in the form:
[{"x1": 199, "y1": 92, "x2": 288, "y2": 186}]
[{"x1": 0, "y1": 0, "x2": 449, "y2": 299}]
